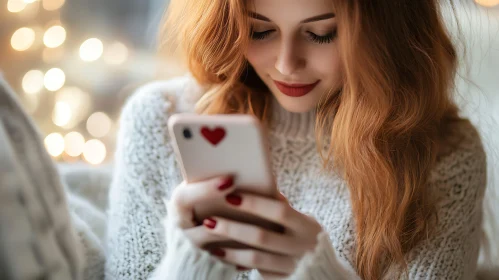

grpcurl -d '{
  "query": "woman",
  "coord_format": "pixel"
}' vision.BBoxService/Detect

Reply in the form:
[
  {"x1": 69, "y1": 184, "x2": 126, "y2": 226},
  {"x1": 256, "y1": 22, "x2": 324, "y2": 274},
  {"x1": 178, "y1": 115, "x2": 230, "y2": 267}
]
[{"x1": 105, "y1": 0, "x2": 487, "y2": 279}]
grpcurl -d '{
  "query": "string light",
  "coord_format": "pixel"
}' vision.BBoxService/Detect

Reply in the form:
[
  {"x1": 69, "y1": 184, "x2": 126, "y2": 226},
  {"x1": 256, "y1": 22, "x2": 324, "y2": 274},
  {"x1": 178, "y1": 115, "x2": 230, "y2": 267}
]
[
  {"x1": 64, "y1": 132, "x2": 85, "y2": 157},
  {"x1": 79, "y1": 38, "x2": 104, "y2": 62},
  {"x1": 475, "y1": 0, "x2": 499, "y2": 7},
  {"x1": 52, "y1": 101, "x2": 72, "y2": 127},
  {"x1": 55, "y1": 87, "x2": 92, "y2": 129},
  {"x1": 44, "y1": 133, "x2": 65, "y2": 157},
  {"x1": 7, "y1": 0, "x2": 27, "y2": 13},
  {"x1": 43, "y1": 25, "x2": 66, "y2": 48},
  {"x1": 83, "y1": 139, "x2": 107, "y2": 165},
  {"x1": 104, "y1": 42, "x2": 129, "y2": 65},
  {"x1": 22, "y1": 70, "x2": 45, "y2": 94},
  {"x1": 11, "y1": 27, "x2": 36, "y2": 51},
  {"x1": 87, "y1": 112, "x2": 112, "y2": 138},
  {"x1": 44, "y1": 68, "x2": 65, "y2": 91}
]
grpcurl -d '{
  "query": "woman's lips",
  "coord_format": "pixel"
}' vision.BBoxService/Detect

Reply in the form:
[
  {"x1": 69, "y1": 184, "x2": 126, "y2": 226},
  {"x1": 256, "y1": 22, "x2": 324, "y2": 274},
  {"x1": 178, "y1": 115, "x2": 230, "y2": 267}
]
[{"x1": 273, "y1": 80, "x2": 320, "y2": 97}]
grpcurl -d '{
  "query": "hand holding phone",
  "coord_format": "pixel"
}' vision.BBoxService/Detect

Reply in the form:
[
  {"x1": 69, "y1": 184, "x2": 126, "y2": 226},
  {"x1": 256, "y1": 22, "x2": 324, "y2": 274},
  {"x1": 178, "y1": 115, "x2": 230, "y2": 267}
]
[{"x1": 167, "y1": 114, "x2": 284, "y2": 246}]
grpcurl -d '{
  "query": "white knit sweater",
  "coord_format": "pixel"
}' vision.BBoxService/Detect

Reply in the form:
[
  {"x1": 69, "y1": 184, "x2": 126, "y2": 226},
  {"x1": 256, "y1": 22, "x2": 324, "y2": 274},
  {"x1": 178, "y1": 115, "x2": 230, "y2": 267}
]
[{"x1": 105, "y1": 74, "x2": 487, "y2": 280}]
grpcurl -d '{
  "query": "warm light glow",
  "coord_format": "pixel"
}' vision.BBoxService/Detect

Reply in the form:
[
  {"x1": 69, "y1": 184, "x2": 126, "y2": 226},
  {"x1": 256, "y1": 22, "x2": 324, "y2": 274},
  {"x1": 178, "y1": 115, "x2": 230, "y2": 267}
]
[
  {"x1": 24, "y1": 0, "x2": 38, "y2": 3},
  {"x1": 475, "y1": 0, "x2": 499, "y2": 7},
  {"x1": 44, "y1": 133, "x2": 65, "y2": 157},
  {"x1": 86, "y1": 112, "x2": 112, "y2": 138},
  {"x1": 44, "y1": 68, "x2": 65, "y2": 91},
  {"x1": 7, "y1": 0, "x2": 27, "y2": 13},
  {"x1": 52, "y1": 101, "x2": 72, "y2": 127},
  {"x1": 11, "y1": 27, "x2": 36, "y2": 51},
  {"x1": 22, "y1": 94, "x2": 39, "y2": 114},
  {"x1": 22, "y1": 70, "x2": 45, "y2": 94},
  {"x1": 104, "y1": 42, "x2": 129, "y2": 65},
  {"x1": 42, "y1": 0, "x2": 65, "y2": 10},
  {"x1": 42, "y1": 47, "x2": 64, "y2": 63},
  {"x1": 83, "y1": 139, "x2": 107, "y2": 165},
  {"x1": 79, "y1": 38, "x2": 104, "y2": 62},
  {"x1": 64, "y1": 132, "x2": 85, "y2": 157},
  {"x1": 43, "y1": 25, "x2": 66, "y2": 48},
  {"x1": 55, "y1": 87, "x2": 92, "y2": 129}
]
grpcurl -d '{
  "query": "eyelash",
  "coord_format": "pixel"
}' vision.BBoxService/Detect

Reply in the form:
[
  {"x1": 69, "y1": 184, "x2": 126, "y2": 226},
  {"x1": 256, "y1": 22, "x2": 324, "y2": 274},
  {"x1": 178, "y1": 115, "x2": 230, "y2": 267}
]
[{"x1": 250, "y1": 29, "x2": 337, "y2": 44}]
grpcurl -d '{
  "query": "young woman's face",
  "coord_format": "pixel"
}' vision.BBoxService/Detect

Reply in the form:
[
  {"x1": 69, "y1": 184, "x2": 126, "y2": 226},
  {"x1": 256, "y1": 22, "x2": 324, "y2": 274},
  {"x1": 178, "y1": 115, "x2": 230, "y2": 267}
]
[{"x1": 245, "y1": 0, "x2": 343, "y2": 113}]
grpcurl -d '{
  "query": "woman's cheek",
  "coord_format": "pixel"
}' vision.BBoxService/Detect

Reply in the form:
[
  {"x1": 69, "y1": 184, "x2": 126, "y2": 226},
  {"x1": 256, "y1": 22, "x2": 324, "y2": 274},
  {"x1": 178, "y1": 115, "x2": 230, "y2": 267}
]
[{"x1": 246, "y1": 42, "x2": 275, "y2": 70}]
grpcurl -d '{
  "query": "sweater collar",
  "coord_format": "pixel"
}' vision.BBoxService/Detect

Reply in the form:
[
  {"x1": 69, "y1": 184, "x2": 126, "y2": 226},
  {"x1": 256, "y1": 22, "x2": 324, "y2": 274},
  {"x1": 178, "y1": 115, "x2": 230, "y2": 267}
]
[{"x1": 268, "y1": 95, "x2": 317, "y2": 141}]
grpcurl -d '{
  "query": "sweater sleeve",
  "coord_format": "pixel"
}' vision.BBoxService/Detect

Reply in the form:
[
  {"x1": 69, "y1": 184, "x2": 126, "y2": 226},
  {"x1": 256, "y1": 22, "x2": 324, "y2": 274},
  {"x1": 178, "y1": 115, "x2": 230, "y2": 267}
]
[
  {"x1": 105, "y1": 79, "x2": 237, "y2": 280},
  {"x1": 283, "y1": 123, "x2": 487, "y2": 280}
]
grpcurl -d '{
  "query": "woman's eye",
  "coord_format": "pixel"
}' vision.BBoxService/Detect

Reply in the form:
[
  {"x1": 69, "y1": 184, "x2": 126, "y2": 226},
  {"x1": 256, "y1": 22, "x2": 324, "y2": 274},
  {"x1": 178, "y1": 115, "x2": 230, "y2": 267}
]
[
  {"x1": 306, "y1": 29, "x2": 338, "y2": 44},
  {"x1": 251, "y1": 30, "x2": 274, "y2": 40}
]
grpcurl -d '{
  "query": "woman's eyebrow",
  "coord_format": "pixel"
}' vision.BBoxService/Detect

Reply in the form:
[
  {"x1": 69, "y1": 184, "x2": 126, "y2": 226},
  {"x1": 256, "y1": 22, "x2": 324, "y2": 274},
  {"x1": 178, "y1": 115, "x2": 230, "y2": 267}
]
[{"x1": 248, "y1": 12, "x2": 335, "y2": 23}]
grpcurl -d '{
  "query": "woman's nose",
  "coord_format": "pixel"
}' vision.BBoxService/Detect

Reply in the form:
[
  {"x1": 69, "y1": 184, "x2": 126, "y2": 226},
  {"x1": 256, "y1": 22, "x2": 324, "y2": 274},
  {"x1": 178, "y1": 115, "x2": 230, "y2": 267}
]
[{"x1": 275, "y1": 42, "x2": 305, "y2": 76}]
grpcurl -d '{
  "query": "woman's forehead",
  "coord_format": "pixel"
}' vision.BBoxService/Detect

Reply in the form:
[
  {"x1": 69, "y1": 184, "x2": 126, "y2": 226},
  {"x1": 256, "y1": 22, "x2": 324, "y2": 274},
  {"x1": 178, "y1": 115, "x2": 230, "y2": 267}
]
[{"x1": 246, "y1": 0, "x2": 335, "y2": 23}]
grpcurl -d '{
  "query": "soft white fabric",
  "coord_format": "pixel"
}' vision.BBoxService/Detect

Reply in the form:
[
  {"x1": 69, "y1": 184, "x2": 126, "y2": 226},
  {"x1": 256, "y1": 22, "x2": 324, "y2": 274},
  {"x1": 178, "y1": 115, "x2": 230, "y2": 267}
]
[
  {"x1": 0, "y1": 77, "x2": 86, "y2": 280},
  {"x1": 105, "y1": 74, "x2": 488, "y2": 280}
]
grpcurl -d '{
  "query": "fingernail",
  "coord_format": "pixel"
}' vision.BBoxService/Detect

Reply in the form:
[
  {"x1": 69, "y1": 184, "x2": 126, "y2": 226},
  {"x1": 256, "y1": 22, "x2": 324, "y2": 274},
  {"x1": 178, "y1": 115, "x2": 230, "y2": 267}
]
[
  {"x1": 209, "y1": 248, "x2": 226, "y2": 258},
  {"x1": 237, "y1": 265, "x2": 249, "y2": 271},
  {"x1": 218, "y1": 177, "x2": 234, "y2": 191},
  {"x1": 203, "y1": 218, "x2": 217, "y2": 229},
  {"x1": 226, "y1": 194, "x2": 242, "y2": 206}
]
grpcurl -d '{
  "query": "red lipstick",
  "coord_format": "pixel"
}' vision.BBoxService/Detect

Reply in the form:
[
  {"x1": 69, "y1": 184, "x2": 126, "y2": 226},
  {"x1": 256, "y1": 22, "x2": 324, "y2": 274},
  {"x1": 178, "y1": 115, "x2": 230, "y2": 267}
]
[{"x1": 273, "y1": 80, "x2": 320, "y2": 97}]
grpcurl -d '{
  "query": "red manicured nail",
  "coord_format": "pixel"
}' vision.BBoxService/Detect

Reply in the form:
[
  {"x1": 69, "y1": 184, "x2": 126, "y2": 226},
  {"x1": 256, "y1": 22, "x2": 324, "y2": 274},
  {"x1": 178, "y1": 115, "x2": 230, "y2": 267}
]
[
  {"x1": 210, "y1": 248, "x2": 226, "y2": 258},
  {"x1": 204, "y1": 218, "x2": 217, "y2": 229},
  {"x1": 226, "y1": 194, "x2": 242, "y2": 206},
  {"x1": 218, "y1": 177, "x2": 234, "y2": 191},
  {"x1": 237, "y1": 266, "x2": 249, "y2": 271}
]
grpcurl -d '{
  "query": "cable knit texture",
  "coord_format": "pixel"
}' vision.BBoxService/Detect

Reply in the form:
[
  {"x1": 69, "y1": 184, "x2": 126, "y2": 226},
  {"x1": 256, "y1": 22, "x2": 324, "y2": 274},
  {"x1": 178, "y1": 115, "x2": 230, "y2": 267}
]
[{"x1": 105, "y1": 74, "x2": 487, "y2": 280}]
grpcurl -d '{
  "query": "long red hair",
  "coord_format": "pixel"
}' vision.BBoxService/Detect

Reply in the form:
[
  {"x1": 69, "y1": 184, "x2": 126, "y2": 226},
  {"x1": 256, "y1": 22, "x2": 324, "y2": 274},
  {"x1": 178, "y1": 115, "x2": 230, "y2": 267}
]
[{"x1": 160, "y1": 0, "x2": 464, "y2": 279}]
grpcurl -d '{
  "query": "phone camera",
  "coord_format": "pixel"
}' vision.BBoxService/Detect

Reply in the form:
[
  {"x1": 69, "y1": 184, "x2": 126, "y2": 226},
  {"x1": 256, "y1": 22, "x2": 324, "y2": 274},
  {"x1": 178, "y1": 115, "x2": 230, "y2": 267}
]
[{"x1": 183, "y1": 128, "x2": 192, "y2": 139}]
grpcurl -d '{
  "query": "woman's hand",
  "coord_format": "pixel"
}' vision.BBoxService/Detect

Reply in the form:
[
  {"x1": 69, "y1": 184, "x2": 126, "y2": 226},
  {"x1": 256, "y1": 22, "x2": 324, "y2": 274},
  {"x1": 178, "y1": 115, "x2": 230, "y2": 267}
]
[
  {"x1": 203, "y1": 192, "x2": 324, "y2": 279},
  {"x1": 168, "y1": 175, "x2": 239, "y2": 246}
]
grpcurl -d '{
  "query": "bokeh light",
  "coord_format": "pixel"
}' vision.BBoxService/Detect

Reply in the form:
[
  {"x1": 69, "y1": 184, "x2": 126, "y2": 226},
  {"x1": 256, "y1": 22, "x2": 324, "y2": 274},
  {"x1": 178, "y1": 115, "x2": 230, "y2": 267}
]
[
  {"x1": 44, "y1": 133, "x2": 65, "y2": 157},
  {"x1": 22, "y1": 70, "x2": 45, "y2": 94},
  {"x1": 55, "y1": 87, "x2": 92, "y2": 129},
  {"x1": 24, "y1": 0, "x2": 38, "y2": 3},
  {"x1": 104, "y1": 42, "x2": 129, "y2": 65},
  {"x1": 64, "y1": 132, "x2": 85, "y2": 157},
  {"x1": 52, "y1": 101, "x2": 72, "y2": 127},
  {"x1": 42, "y1": 0, "x2": 65, "y2": 10},
  {"x1": 83, "y1": 139, "x2": 107, "y2": 165},
  {"x1": 86, "y1": 112, "x2": 112, "y2": 138},
  {"x1": 475, "y1": 0, "x2": 499, "y2": 7},
  {"x1": 43, "y1": 25, "x2": 66, "y2": 48},
  {"x1": 79, "y1": 38, "x2": 104, "y2": 62},
  {"x1": 7, "y1": 0, "x2": 27, "y2": 13},
  {"x1": 11, "y1": 27, "x2": 36, "y2": 51},
  {"x1": 44, "y1": 68, "x2": 65, "y2": 91}
]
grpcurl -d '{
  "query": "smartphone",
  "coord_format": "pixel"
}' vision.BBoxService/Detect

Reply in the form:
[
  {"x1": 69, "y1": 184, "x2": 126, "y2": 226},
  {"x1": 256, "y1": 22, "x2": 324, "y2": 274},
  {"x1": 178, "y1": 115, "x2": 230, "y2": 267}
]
[{"x1": 168, "y1": 113, "x2": 284, "y2": 248}]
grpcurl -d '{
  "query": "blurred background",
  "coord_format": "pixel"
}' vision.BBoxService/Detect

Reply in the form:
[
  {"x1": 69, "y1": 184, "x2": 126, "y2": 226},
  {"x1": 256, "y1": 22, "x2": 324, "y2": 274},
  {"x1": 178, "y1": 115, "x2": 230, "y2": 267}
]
[
  {"x1": 0, "y1": 0, "x2": 172, "y2": 166},
  {"x1": 0, "y1": 0, "x2": 498, "y2": 168}
]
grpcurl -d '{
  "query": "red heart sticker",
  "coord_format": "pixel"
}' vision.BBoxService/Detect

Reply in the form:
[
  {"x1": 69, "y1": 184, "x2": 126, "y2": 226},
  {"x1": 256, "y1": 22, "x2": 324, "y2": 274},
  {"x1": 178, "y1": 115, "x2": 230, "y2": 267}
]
[{"x1": 200, "y1": 127, "x2": 226, "y2": 146}]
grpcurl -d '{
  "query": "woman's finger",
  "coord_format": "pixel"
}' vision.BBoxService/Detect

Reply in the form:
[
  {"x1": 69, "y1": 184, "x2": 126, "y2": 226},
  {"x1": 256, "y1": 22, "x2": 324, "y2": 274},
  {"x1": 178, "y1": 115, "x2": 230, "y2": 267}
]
[
  {"x1": 224, "y1": 192, "x2": 305, "y2": 230},
  {"x1": 169, "y1": 175, "x2": 234, "y2": 228},
  {"x1": 183, "y1": 226, "x2": 231, "y2": 247},
  {"x1": 221, "y1": 248, "x2": 296, "y2": 275},
  {"x1": 203, "y1": 216, "x2": 310, "y2": 256}
]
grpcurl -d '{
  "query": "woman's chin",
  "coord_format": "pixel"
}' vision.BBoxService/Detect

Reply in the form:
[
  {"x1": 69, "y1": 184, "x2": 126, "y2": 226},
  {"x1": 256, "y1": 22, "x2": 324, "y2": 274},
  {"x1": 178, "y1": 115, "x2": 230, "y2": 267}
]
[{"x1": 273, "y1": 93, "x2": 317, "y2": 113}]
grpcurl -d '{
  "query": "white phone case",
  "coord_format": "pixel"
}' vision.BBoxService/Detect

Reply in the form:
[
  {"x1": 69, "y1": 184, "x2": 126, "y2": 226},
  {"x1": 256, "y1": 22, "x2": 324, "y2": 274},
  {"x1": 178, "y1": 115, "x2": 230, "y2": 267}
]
[
  {"x1": 168, "y1": 113, "x2": 283, "y2": 248},
  {"x1": 168, "y1": 113, "x2": 276, "y2": 196}
]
